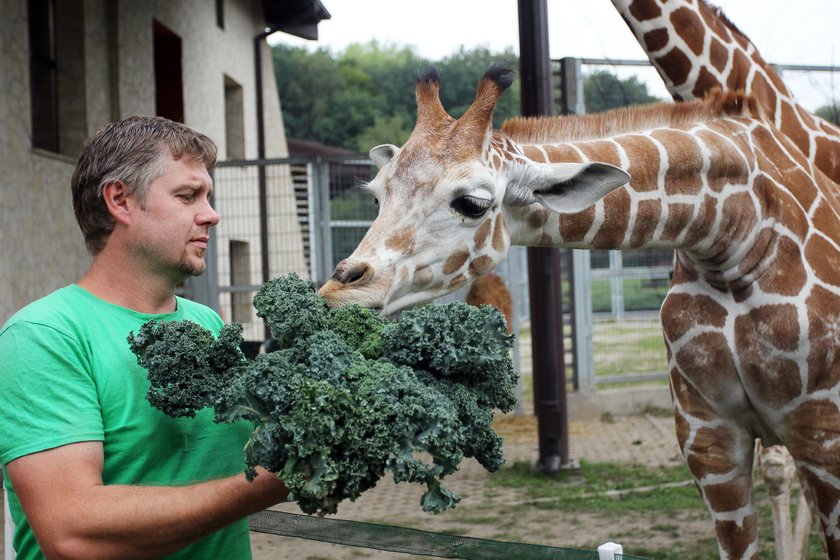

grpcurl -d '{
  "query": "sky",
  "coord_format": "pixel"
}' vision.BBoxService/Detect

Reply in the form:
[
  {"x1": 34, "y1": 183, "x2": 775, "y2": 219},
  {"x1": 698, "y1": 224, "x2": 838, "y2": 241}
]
[{"x1": 271, "y1": 0, "x2": 840, "y2": 112}]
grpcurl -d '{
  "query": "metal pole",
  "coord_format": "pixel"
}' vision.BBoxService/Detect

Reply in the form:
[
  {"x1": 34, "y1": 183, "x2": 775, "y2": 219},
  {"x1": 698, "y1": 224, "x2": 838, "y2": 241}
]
[{"x1": 518, "y1": 0, "x2": 570, "y2": 473}]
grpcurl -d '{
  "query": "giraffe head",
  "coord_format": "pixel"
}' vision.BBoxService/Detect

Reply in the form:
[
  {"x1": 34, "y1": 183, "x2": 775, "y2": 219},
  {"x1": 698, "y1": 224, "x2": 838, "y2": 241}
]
[{"x1": 319, "y1": 67, "x2": 629, "y2": 314}]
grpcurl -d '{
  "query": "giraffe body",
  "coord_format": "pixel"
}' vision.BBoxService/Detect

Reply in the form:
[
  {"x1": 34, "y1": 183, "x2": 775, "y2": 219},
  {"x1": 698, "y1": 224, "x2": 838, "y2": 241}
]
[{"x1": 319, "y1": 68, "x2": 840, "y2": 559}]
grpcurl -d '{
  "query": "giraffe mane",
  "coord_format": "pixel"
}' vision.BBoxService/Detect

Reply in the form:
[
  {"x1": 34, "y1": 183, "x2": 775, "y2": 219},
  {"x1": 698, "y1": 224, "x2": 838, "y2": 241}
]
[
  {"x1": 498, "y1": 91, "x2": 761, "y2": 144},
  {"x1": 698, "y1": 0, "x2": 752, "y2": 45}
]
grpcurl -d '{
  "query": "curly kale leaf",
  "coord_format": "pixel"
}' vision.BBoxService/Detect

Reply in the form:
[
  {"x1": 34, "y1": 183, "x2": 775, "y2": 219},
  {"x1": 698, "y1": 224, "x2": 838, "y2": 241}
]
[
  {"x1": 252, "y1": 273, "x2": 329, "y2": 348},
  {"x1": 382, "y1": 302, "x2": 517, "y2": 411},
  {"x1": 130, "y1": 273, "x2": 518, "y2": 516},
  {"x1": 128, "y1": 321, "x2": 244, "y2": 418}
]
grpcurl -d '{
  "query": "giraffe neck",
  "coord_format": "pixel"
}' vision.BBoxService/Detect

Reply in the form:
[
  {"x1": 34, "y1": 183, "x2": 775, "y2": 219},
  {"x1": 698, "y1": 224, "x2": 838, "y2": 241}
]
[
  {"x1": 503, "y1": 119, "x2": 772, "y2": 286},
  {"x1": 612, "y1": 0, "x2": 840, "y2": 185}
]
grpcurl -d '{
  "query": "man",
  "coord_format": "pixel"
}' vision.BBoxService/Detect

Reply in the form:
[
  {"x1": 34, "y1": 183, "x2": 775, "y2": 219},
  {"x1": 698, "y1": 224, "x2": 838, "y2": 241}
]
[{"x1": 0, "y1": 116, "x2": 288, "y2": 559}]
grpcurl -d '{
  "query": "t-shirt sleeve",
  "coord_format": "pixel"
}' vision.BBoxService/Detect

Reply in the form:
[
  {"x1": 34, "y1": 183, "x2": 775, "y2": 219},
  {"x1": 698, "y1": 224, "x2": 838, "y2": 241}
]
[{"x1": 0, "y1": 321, "x2": 104, "y2": 465}]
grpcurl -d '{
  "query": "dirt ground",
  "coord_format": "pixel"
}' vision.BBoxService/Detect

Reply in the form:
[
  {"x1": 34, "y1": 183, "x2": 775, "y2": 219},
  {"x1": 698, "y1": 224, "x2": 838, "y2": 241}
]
[{"x1": 248, "y1": 412, "x2": 697, "y2": 560}]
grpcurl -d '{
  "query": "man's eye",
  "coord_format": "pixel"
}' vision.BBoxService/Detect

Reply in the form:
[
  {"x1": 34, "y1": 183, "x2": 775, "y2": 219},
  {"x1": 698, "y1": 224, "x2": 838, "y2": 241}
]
[{"x1": 451, "y1": 195, "x2": 491, "y2": 219}]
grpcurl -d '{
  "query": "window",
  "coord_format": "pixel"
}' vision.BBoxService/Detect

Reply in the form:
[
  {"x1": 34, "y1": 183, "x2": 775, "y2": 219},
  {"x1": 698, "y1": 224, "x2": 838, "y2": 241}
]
[
  {"x1": 216, "y1": 0, "x2": 224, "y2": 29},
  {"x1": 224, "y1": 75, "x2": 245, "y2": 159},
  {"x1": 153, "y1": 20, "x2": 184, "y2": 122},
  {"x1": 28, "y1": 0, "x2": 87, "y2": 157}
]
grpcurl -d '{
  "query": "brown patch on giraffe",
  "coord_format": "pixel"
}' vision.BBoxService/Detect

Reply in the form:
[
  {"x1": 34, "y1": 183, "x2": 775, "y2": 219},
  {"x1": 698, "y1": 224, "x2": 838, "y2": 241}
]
[
  {"x1": 716, "y1": 517, "x2": 758, "y2": 560},
  {"x1": 709, "y1": 38, "x2": 729, "y2": 72},
  {"x1": 805, "y1": 236, "x2": 840, "y2": 288},
  {"x1": 685, "y1": 426, "x2": 739, "y2": 476},
  {"x1": 385, "y1": 227, "x2": 415, "y2": 253},
  {"x1": 778, "y1": 103, "x2": 811, "y2": 158},
  {"x1": 643, "y1": 28, "x2": 669, "y2": 53},
  {"x1": 655, "y1": 47, "x2": 692, "y2": 87},
  {"x1": 762, "y1": 178, "x2": 811, "y2": 242},
  {"x1": 806, "y1": 286, "x2": 840, "y2": 393},
  {"x1": 695, "y1": 130, "x2": 749, "y2": 192},
  {"x1": 674, "y1": 332, "x2": 740, "y2": 412},
  {"x1": 468, "y1": 255, "x2": 495, "y2": 276},
  {"x1": 443, "y1": 248, "x2": 469, "y2": 275},
  {"x1": 756, "y1": 236, "x2": 807, "y2": 296},
  {"x1": 661, "y1": 293, "x2": 727, "y2": 341},
  {"x1": 749, "y1": 72, "x2": 778, "y2": 120},
  {"x1": 671, "y1": 370, "x2": 717, "y2": 422},
  {"x1": 661, "y1": 202, "x2": 693, "y2": 243},
  {"x1": 682, "y1": 195, "x2": 718, "y2": 249},
  {"x1": 735, "y1": 305, "x2": 803, "y2": 408},
  {"x1": 691, "y1": 67, "x2": 723, "y2": 99},
  {"x1": 474, "y1": 218, "x2": 492, "y2": 250},
  {"x1": 574, "y1": 140, "x2": 621, "y2": 168},
  {"x1": 615, "y1": 135, "x2": 659, "y2": 192},
  {"x1": 699, "y1": 1, "x2": 732, "y2": 43},
  {"x1": 592, "y1": 189, "x2": 632, "y2": 249},
  {"x1": 492, "y1": 214, "x2": 506, "y2": 252},
  {"x1": 413, "y1": 265, "x2": 434, "y2": 289},
  {"x1": 703, "y1": 476, "x2": 753, "y2": 512},
  {"x1": 628, "y1": 0, "x2": 660, "y2": 21},
  {"x1": 673, "y1": 407, "x2": 690, "y2": 449},
  {"x1": 527, "y1": 208, "x2": 550, "y2": 231},
  {"x1": 543, "y1": 144, "x2": 585, "y2": 163},
  {"x1": 559, "y1": 207, "x2": 595, "y2": 243},
  {"x1": 448, "y1": 274, "x2": 468, "y2": 291},
  {"x1": 629, "y1": 199, "x2": 663, "y2": 248},
  {"x1": 799, "y1": 467, "x2": 840, "y2": 539},
  {"x1": 651, "y1": 129, "x2": 703, "y2": 197},
  {"x1": 785, "y1": 398, "x2": 840, "y2": 458},
  {"x1": 670, "y1": 8, "x2": 705, "y2": 56},
  {"x1": 815, "y1": 136, "x2": 840, "y2": 185},
  {"x1": 726, "y1": 50, "x2": 751, "y2": 92}
]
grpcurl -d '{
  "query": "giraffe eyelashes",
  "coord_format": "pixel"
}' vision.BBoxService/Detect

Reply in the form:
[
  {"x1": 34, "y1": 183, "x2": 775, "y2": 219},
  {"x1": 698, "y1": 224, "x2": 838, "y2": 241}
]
[{"x1": 450, "y1": 195, "x2": 492, "y2": 219}]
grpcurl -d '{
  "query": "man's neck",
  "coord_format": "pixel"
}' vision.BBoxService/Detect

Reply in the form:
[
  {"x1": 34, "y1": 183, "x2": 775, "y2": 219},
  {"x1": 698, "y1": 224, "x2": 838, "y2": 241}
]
[{"x1": 78, "y1": 250, "x2": 181, "y2": 314}]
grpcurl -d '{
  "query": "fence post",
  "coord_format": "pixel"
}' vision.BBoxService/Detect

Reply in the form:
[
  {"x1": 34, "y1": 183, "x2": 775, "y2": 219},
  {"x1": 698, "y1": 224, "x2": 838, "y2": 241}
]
[
  {"x1": 307, "y1": 160, "x2": 334, "y2": 285},
  {"x1": 572, "y1": 249, "x2": 595, "y2": 390},
  {"x1": 609, "y1": 250, "x2": 624, "y2": 320}
]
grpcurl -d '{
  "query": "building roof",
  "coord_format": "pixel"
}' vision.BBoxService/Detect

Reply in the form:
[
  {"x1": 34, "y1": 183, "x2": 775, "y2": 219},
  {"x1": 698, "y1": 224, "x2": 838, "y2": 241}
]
[{"x1": 265, "y1": 0, "x2": 331, "y2": 40}]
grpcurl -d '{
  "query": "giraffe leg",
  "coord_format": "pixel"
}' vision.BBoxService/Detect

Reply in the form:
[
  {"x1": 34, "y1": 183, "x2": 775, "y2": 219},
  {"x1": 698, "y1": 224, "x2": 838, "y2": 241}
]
[
  {"x1": 673, "y1": 379, "x2": 758, "y2": 558},
  {"x1": 784, "y1": 406, "x2": 840, "y2": 558}
]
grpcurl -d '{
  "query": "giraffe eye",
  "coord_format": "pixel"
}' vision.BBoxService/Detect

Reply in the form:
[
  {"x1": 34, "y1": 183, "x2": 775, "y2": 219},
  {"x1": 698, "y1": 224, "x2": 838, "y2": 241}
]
[{"x1": 451, "y1": 195, "x2": 491, "y2": 219}]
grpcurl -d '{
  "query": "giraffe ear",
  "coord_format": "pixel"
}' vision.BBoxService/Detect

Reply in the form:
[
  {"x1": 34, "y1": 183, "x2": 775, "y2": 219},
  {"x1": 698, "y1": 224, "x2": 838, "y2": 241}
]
[
  {"x1": 369, "y1": 144, "x2": 399, "y2": 169},
  {"x1": 505, "y1": 161, "x2": 630, "y2": 214}
]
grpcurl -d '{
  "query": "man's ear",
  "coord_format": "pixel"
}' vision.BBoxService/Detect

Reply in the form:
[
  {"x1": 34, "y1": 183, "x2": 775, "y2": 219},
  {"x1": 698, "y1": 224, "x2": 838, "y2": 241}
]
[
  {"x1": 504, "y1": 161, "x2": 630, "y2": 214},
  {"x1": 101, "y1": 180, "x2": 132, "y2": 225}
]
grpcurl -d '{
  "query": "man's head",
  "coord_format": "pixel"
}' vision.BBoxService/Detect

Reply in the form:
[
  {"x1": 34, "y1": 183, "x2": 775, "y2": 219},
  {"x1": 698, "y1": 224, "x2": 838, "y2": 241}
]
[{"x1": 71, "y1": 116, "x2": 217, "y2": 254}]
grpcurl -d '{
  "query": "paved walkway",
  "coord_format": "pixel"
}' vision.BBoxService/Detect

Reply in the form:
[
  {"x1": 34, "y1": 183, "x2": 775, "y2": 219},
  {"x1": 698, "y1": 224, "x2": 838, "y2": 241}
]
[{"x1": 250, "y1": 412, "x2": 684, "y2": 559}]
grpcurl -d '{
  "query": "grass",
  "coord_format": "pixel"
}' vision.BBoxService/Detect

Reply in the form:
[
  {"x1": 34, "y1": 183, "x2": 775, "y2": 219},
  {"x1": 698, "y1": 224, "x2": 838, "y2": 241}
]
[{"x1": 487, "y1": 459, "x2": 827, "y2": 560}]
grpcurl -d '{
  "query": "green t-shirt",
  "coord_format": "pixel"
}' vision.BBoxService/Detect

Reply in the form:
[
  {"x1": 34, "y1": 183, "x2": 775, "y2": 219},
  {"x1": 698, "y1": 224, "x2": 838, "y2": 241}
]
[{"x1": 0, "y1": 285, "x2": 253, "y2": 559}]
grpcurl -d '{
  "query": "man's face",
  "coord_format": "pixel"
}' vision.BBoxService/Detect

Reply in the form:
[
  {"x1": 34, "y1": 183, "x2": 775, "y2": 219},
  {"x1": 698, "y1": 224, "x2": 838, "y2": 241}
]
[{"x1": 129, "y1": 155, "x2": 218, "y2": 282}]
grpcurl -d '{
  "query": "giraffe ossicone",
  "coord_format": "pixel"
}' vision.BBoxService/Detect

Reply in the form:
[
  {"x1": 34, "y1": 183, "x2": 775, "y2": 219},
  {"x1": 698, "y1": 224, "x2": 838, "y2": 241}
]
[{"x1": 319, "y1": 66, "x2": 840, "y2": 560}]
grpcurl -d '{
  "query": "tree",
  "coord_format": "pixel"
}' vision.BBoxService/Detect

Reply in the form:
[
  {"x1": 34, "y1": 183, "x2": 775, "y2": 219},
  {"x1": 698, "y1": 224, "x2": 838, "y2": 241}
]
[
  {"x1": 816, "y1": 102, "x2": 840, "y2": 126},
  {"x1": 583, "y1": 70, "x2": 661, "y2": 113}
]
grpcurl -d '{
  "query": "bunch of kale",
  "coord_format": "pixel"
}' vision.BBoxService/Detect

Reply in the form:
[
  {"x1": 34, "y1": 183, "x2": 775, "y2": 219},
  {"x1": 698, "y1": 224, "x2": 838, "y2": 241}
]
[{"x1": 128, "y1": 273, "x2": 516, "y2": 516}]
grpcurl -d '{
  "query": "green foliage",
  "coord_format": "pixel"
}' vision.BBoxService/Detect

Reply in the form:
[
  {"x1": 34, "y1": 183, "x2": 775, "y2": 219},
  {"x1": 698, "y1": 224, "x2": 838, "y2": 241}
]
[
  {"x1": 816, "y1": 101, "x2": 840, "y2": 126},
  {"x1": 583, "y1": 70, "x2": 661, "y2": 113},
  {"x1": 272, "y1": 40, "x2": 520, "y2": 151},
  {"x1": 128, "y1": 273, "x2": 516, "y2": 516}
]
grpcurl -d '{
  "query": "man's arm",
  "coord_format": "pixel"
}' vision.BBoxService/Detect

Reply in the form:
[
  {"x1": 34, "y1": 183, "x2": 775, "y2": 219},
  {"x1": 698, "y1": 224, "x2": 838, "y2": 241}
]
[{"x1": 6, "y1": 440, "x2": 288, "y2": 560}]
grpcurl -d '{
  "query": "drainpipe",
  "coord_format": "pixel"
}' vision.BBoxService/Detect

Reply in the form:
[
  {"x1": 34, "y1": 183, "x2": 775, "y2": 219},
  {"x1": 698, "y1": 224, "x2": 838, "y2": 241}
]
[{"x1": 255, "y1": 26, "x2": 277, "y2": 338}]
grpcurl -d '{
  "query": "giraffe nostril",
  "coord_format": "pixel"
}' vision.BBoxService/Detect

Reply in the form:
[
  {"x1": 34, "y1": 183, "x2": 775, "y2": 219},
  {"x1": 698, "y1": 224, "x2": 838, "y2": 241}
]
[{"x1": 333, "y1": 262, "x2": 372, "y2": 286}]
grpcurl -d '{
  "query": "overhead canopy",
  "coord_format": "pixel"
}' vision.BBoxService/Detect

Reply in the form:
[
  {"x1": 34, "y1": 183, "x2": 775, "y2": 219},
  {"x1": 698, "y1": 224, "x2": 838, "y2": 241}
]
[{"x1": 264, "y1": 0, "x2": 331, "y2": 40}]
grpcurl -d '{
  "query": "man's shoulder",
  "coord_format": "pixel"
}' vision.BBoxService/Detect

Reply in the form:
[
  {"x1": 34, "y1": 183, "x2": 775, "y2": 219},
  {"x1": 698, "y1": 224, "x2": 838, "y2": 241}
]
[
  {"x1": 1, "y1": 285, "x2": 82, "y2": 332},
  {"x1": 175, "y1": 297, "x2": 224, "y2": 329}
]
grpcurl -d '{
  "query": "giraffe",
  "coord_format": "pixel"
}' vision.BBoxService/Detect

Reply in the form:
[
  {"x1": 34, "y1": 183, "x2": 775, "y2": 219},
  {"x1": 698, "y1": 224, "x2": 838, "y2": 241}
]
[
  {"x1": 609, "y1": 0, "x2": 840, "y2": 185},
  {"x1": 609, "y1": 0, "x2": 830, "y2": 553},
  {"x1": 318, "y1": 67, "x2": 840, "y2": 559}
]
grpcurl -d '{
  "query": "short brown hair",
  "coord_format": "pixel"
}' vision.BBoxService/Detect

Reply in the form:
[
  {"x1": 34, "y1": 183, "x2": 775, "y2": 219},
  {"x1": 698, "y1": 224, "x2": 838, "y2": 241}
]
[{"x1": 71, "y1": 116, "x2": 218, "y2": 254}]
